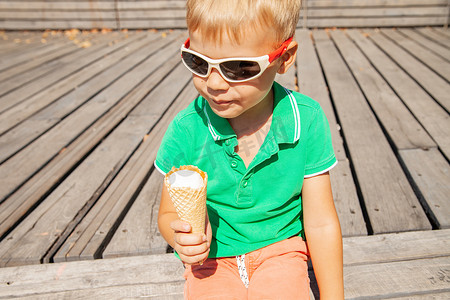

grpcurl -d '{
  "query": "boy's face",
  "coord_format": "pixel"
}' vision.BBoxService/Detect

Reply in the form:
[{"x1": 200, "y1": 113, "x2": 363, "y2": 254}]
[{"x1": 188, "y1": 27, "x2": 294, "y2": 120}]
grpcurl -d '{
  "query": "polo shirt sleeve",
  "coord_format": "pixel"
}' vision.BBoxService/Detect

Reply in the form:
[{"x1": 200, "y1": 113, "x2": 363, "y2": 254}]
[
  {"x1": 154, "y1": 116, "x2": 192, "y2": 175},
  {"x1": 304, "y1": 105, "x2": 337, "y2": 178}
]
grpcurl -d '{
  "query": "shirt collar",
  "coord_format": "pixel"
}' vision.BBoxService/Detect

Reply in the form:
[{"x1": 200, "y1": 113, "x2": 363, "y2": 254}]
[
  {"x1": 202, "y1": 81, "x2": 301, "y2": 144},
  {"x1": 202, "y1": 99, "x2": 236, "y2": 141},
  {"x1": 271, "y1": 81, "x2": 301, "y2": 144}
]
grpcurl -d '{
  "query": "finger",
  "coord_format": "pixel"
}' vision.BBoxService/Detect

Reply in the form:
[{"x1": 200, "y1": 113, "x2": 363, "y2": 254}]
[
  {"x1": 174, "y1": 240, "x2": 209, "y2": 257},
  {"x1": 170, "y1": 219, "x2": 191, "y2": 233},
  {"x1": 174, "y1": 232, "x2": 206, "y2": 247},
  {"x1": 179, "y1": 248, "x2": 210, "y2": 265}
]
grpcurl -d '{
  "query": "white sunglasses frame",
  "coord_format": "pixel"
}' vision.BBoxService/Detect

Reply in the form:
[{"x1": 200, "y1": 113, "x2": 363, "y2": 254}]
[{"x1": 180, "y1": 37, "x2": 293, "y2": 83}]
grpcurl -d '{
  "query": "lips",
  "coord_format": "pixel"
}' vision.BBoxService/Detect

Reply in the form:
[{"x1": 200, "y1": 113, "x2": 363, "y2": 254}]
[{"x1": 210, "y1": 98, "x2": 232, "y2": 105}]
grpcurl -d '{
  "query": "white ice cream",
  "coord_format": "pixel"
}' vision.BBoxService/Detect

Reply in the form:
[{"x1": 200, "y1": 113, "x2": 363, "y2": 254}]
[{"x1": 168, "y1": 170, "x2": 203, "y2": 189}]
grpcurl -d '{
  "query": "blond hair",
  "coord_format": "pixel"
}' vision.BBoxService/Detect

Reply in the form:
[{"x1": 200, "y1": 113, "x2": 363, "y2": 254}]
[{"x1": 186, "y1": 0, "x2": 301, "y2": 45}]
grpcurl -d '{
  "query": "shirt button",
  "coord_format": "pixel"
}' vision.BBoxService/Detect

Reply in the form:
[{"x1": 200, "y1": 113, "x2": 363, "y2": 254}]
[
  {"x1": 243, "y1": 181, "x2": 248, "y2": 187},
  {"x1": 231, "y1": 161, "x2": 238, "y2": 168},
  {"x1": 225, "y1": 140, "x2": 231, "y2": 146}
]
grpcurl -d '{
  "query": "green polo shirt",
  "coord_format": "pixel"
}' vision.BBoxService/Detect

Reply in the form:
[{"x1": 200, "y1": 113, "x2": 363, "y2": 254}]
[{"x1": 155, "y1": 81, "x2": 336, "y2": 258}]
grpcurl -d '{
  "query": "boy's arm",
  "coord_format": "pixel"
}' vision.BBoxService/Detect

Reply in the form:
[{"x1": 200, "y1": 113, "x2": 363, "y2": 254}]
[
  {"x1": 302, "y1": 172, "x2": 344, "y2": 300},
  {"x1": 158, "y1": 181, "x2": 211, "y2": 264}
]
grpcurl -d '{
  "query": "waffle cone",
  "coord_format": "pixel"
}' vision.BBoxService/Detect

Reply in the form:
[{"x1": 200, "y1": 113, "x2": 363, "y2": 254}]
[{"x1": 164, "y1": 165, "x2": 207, "y2": 234}]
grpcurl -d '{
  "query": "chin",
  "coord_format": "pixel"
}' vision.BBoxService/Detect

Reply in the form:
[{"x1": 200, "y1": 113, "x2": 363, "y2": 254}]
[
  {"x1": 209, "y1": 106, "x2": 241, "y2": 119},
  {"x1": 211, "y1": 110, "x2": 238, "y2": 119}
]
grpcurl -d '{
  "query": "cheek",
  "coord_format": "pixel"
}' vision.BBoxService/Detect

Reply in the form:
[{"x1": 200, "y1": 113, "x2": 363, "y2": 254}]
[
  {"x1": 192, "y1": 75, "x2": 203, "y2": 86},
  {"x1": 192, "y1": 76, "x2": 206, "y2": 92}
]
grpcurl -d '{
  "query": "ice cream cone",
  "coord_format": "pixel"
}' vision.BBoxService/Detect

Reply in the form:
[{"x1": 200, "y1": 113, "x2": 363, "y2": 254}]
[{"x1": 164, "y1": 165, "x2": 208, "y2": 234}]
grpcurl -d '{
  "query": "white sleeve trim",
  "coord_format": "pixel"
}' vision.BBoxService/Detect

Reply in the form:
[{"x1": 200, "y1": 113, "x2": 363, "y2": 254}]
[
  {"x1": 304, "y1": 160, "x2": 338, "y2": 178},
  {"x1": 153, "y1": 161, "x2": 166, "y2": 175}
]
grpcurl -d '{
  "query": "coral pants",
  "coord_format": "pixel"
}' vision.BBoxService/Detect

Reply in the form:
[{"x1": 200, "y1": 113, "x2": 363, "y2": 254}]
[{"x1": 183, "y1": 236, "x2": 310, "y2": 299}]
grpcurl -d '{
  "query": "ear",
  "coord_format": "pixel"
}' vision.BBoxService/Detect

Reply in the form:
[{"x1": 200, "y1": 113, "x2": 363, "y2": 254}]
[{"x1": 277, "y1": 40, "x2": 298, "y2": 74}]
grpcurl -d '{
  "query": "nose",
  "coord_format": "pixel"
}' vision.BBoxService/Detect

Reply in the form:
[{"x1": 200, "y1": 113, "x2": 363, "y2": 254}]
[{"x1": 206, "y1": 68, "x2": 230, "y2": 91}]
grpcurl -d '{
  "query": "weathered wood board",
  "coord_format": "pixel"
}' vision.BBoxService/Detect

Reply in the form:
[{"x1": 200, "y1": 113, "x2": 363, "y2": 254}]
[
  {"x1": 347, "y1": 29, "x2": 450, "y2": 161},
  {"x1": 102, "y1": 85, "x2": 199, "y2": 259},
  {"x1": 0, "y1": 32, "x2": 184, "y2": 240},
  {"x1": 343, "y1": 229, "x2": 450, "y2": 266},
  {"x1": 295, "y1": 29, "x2": 367, "y2": 237},
  {"x1": 52, "y1": 63, "x2": 192, "y2": 263},
  {"x1": 1, "y1": 230, "x2": 448, "y2": 299},
  {"x1": 399, "y1": 148, "x2": 450, "y2": 229},
  {"x1": 313, "y1": 29, "x2": 431, "y2": 234},
  {"x1": 0, "y1": 0, "x2": 448, "y2": 30},
  {"x1": 330, "y1": 30, "x2": 436, "y2": 151},
  {"x1": 366, "y1": 29, "x2": 450, "y2": 112},
  {"x1": 399, "y1": 28, "x2": 450, "y2": 61},
  {"x1": 0, "y1": 253, "x2": 185, "y2": 299},
  {"x1": 0, "y1": 32, "x2": 154, "y2": 162}
]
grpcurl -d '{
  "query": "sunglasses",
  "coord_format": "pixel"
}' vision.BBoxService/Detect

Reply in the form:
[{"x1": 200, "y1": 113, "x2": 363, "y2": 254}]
[{"x1": 180, "y1": 37, "x2": 293, "y2": 83}]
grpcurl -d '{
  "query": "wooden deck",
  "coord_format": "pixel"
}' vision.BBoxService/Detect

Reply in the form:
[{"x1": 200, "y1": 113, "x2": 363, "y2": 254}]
[
  {"x1": 0, "y1": 27, "x2": 449, "y2": 298},
  {"x1": 1, "y1": 0, "x2": 448, "y2": 30}
]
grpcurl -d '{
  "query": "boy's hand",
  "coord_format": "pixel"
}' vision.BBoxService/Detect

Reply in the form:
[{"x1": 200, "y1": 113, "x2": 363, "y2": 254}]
[{"x1": 170, "y1": 218, "x2": 211, "y2": 265}]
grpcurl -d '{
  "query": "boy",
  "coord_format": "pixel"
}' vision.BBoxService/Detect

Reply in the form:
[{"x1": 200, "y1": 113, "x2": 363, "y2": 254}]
[{"x1": 155, "y1": 0, "x2": 344, "y2": 299}]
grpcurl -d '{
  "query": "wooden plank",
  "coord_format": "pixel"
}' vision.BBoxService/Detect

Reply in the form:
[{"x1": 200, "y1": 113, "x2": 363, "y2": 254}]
[
  {"x1": 0, "y1": 282, "x2": 184, "y2": 299},
  {"x1": 306, "y1": 17, "x2": 448, "y2": 28},
  {"x1": 0, "y1": 112, "x2": 156, "y2": 267},
  {"x1": 0, "y1": 32, "x2": 156, "y2": 163},
  {"x1": 51, "y1": 63, "x2": 191, "y2": 262},
  {"x1": 306, "y1": 0, "x2": 448, "y2": 7},
  {"x1": 0, "y1": 1, "x2": 116, "y2": 10},
  {"x1": 0, "y1": 32, "x2": 179, "y2": 203},
  {"x1": 0, "y1": 33, "x2": 179, "y2": 212},
  {"x1": 330, "y1": 29, "x2": 436, "y2": 151},
  {"x1": 385, "y1": 292, "x2": 450, "y2": 299},
  {"x1": 295, "y1": 29, "x2": 346, "y2": 161},
  {"x1": 295, "y1": 29, "x2": 366, "y2": 236},
  {"x1": 0, "y1": 11, "x2": 117, "y2": 20},
  {"x1": 101, "y1": 171, "x2": 167, "y2": 259},
  {"x1": 399, "y1": 148, "x2": 450, "y2": 229},
  {"x1": 0, "y1": 38, "x2": 72, "y2": 73},
  {"x1": 347, "y1": 29, "x2": 450, "y2": 161},
  {"x1": 0, "y1": 31, "x2": 78, "y2": 59},
  {"x1": 0, "y1": 32, "x2": 126, "y2": 117},
  {"x1": 118, "y1": 9, "x2": 186, "y2": 20},
  {"x1": 368, "y1": 29, "x2": 450, "y2": 112},
  {"x1": 117, "y1": 1, "x2": 187, "y2": 9},
  {"x1": 399, "y1": 28, "x2": 450, "y2": 62},
  {"x1": 343, "y1": 229, "x2": 450, "y2": 266},
  {"x1": 102, "y1": 87, "x2": 198, "y2": 259},
  {"x1": 380, "y1": 28, "x2": 450, "y2": 82},
  {"x1": 433, "y1": 27, "x2": 450, "y2": 39},
  {"x1": 117, "y1": 19, "x2": 187, "y2": 29},
  {"x1": 1, "y1": 231, "x2": 448, "y2": 299},
  {"x1": 344, "y1": 256, "x2": 450, "y2": 299},
  {"x1": 0, "y1": 32, "x2": 139, "y2": 118},
  {"x1": 313, "y1": 30, "x2": 431, "y2": 234},
  {"x1": 417, "y1": 27, "x2": 450, "y2": 47},
  {"x1": 0, "y1": 40, "x2": 78, "y2": 84},
  {"x1": 74, "y1": 64, "x2": 190, "y2": 261},
  {"x1": 0, "y1": 253, "x2": 184, "y2": 298},
  {"x1": 0, "y1": 33, "x2": 184, "y2": 242},
  {"x1": 307, "y1": 7, "x2": 447, "y2": 18},
  {"x1": 343, "y1": 230, "x2": 450, "y2": 299},
  {"x1": 0, "y1": 20, "x2": 118, "y2": 30}
]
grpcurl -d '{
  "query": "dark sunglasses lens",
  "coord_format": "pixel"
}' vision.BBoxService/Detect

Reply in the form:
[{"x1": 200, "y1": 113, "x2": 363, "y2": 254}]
[
  {"x1": 220, "y1": 61, "x2": 261, "y2": 80},
  {"x1": 182, "y1": 51, "x2": 209, "y2": 76}
]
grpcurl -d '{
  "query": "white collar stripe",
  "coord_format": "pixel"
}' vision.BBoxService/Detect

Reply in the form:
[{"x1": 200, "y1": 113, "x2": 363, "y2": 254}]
[
  {"x1": 283, "y1": 87, "x2": 301, "y2": 143},
  {"x1": 203, "y1": 101, "x2": 220, "y2": 141}
]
